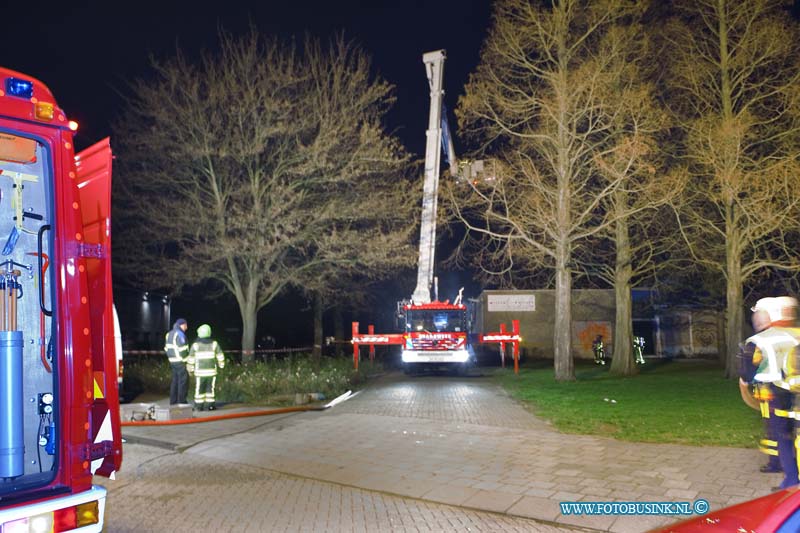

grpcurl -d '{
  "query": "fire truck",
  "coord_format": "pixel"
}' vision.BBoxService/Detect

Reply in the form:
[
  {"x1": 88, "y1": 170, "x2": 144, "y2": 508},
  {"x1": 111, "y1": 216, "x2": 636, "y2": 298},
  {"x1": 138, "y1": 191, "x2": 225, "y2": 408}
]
[
  {"x1": 350, "y1": 51, "x2": 519, "y2": 374},
  {"x1": 0, "y1": 68, "x2": 121, "y2": 532},
  {"x1": 395, "y1": 50, "x2": 483, "y2": 373}
]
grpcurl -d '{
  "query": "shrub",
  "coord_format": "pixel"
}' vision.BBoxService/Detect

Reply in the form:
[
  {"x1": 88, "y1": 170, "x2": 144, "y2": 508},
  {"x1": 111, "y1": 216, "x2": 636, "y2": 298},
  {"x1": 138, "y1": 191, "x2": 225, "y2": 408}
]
[
  {"x1": 123, "y1": 356, "x2": 170, "y2": 398},
  {"x1": 123, "y1": 354, "x2": 380, "y2": 405}
]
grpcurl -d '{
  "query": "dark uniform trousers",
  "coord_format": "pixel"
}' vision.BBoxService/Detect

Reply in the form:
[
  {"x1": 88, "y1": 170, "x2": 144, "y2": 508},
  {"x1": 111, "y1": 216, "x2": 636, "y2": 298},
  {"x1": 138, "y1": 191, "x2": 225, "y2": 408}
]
[
  {"x1": 758, "y1": 384, "x2": 799, "y2": 488},
  {"x1": 755, "y1": 384, "x2": 782, "y2": 471},
  {"x1": 170, "y1": 362, "x2": 189, "y2": 405}
]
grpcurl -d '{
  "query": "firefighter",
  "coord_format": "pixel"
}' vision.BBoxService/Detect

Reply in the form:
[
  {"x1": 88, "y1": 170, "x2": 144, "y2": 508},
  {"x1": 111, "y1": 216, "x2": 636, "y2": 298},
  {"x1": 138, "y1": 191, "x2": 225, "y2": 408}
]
[
  {"x1": 164, "y1": 318, "x2": 189, "y2": 405},
  {"x1": 738, "y1": 306, "x2": 780, "y2": 473},
  {"x1": 746, "y1": 296, "x2": 800, "y2": 489},
  {"x1": 592, "y1": 335, "x2": 606, "y2": 365},
  {"x1": 187, "y1": 324, "x2": 225, "y2": 411},
  {"x1": 633, "y1": 336, "x2": 646, "y2": 365}
]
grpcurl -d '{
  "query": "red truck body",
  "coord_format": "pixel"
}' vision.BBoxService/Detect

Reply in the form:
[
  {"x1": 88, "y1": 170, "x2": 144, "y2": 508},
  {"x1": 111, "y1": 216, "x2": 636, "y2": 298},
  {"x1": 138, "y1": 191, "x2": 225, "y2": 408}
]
[
  {"x1": 0, "y1": 67, "x2": 121, "y2": 532},
  {"x1": 650, "y1": 487, "x2": 800, "y2": 532},
  {"x1": 400, "y1": 301, "x2": 472, "y2": 367}
]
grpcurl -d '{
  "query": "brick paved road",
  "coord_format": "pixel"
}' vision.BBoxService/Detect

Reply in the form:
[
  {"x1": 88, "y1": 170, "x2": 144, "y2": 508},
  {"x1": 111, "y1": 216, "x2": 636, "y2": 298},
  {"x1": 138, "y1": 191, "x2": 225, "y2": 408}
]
[
  {"x1": 180, "y1": 371, "x2": 776, "y2": 532},
  {"x1": 333, "y1": 373, "x2": 551, "y2": 430},
  {"x1": 102, "y1": 443, "x2": 583, "y2": 532}
]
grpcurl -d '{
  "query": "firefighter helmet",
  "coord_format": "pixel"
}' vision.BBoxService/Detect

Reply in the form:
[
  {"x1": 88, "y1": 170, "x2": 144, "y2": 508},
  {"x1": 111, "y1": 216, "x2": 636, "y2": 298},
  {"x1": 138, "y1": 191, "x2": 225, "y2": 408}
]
[
  {"x1": 752, "y1": 297, "x2": 798, "y2": 324},
  {"x1": 197, "y1": 324, "x2": 212, "y2": 338}
]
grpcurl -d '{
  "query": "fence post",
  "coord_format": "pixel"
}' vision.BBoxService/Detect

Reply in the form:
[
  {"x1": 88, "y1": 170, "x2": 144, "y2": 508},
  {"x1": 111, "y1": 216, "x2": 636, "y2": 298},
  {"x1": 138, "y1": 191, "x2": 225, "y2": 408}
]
[
  {"x1": 499, "y1": 323, "x2": 507, "y2": 368},
  {"x1": 368, "y1": 324, "x2": 375, "y2": 362},
  {"x1": 352, "y1": 322, "x2": 359, "y2": 371},
  {"x1": 513, "y1": 319, "x2": 520, "y2": 374}
]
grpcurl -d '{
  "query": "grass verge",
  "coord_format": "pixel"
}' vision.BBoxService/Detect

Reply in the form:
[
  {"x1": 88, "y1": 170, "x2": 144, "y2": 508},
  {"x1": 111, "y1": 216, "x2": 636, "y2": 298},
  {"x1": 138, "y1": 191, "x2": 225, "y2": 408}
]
[{"x1": 493, "y1": 359, "x2": 763, "y2": 448}]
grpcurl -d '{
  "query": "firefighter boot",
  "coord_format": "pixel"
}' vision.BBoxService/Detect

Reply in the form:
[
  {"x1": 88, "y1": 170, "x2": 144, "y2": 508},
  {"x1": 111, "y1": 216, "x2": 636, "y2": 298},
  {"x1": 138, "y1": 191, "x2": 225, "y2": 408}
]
[{"x1": 594, "y1": 348, "x2": 606, "y2": 365}]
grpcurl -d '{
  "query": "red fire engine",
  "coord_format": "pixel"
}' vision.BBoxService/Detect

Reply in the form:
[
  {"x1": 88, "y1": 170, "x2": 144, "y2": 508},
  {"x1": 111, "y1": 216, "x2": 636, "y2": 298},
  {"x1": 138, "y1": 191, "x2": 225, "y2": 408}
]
[{"x1": 0, "y1": 67, "x2": 121, "y2": 532}]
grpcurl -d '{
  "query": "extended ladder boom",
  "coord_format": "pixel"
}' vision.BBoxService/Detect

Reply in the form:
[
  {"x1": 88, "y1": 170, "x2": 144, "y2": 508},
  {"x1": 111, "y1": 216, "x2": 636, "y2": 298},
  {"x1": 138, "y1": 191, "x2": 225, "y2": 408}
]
[{"x1": 411, "y1": 50, "x2": 448, "y2": 305}]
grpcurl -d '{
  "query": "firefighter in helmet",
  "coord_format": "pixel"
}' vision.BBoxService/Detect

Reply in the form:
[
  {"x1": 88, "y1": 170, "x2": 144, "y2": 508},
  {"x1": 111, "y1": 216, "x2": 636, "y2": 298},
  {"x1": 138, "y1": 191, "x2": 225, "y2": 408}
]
[
  {"x1": 187, "y1": 324, "x2": 225, "y2": 411},
  {"x1": 164, "y1": 318, "x2": 190, "y2": 405},
  {"x1": 592, "y1": 335, "x2": 606, "y2": 365},
  {"x1": 746, "y1": 296, "x2": 800, "y2": 489},
  {"x1": 739, "y1": 305, "x2": 780, "y2": 473}
]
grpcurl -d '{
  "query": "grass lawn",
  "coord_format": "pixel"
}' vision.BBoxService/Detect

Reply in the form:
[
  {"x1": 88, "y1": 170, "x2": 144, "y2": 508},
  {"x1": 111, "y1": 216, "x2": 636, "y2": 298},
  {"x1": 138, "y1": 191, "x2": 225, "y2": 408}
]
[{"x1": 493, "y1": 359, "x2": 763, "y2": 448}]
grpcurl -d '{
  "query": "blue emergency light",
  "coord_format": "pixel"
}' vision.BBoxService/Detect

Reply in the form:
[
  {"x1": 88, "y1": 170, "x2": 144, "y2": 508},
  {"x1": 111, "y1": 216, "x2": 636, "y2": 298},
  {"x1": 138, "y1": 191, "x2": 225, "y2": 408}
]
[{"x1": 5, "y1": 78, "x2": 33, "y2": 99}]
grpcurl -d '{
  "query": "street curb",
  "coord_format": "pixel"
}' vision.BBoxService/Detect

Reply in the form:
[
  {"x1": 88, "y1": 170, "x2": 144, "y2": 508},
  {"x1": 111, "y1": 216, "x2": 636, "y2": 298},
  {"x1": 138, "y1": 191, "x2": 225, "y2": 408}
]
[{"x1": 121, "y1": 434, "x2": 180, "y2": 451}]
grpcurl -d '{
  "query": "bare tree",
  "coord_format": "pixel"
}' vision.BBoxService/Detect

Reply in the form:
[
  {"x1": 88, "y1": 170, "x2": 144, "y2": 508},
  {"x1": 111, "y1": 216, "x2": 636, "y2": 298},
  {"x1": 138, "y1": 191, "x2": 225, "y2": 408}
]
[
  {"x1": 665, "y1": 0, "x2": 800, "y2": 377},
  {"x1": 450, "y1": 0, "x2": 656, "y2": 381},
  {"x1": 285, "y1": 37, "x2": 419, "y2": 358},
  {"x1": 114, "y1": 31, "x2": 413, "y2": 361},
  {"x1": 572, "y1": 21, "x2": 688, "y2": 376}
]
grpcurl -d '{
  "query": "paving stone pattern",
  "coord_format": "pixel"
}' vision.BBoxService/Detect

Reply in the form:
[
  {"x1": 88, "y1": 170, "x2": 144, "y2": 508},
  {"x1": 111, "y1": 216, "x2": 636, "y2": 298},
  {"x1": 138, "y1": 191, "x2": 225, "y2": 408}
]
[
  {"x1": 102, "y1": 443, "x2": 579, "y2": 532},
  {"x1": 182, "y1": 373, "x2": 778, "y2": 532},
  {"x1": 333, "y1": 374, "x2": 550, "y2": 430}
]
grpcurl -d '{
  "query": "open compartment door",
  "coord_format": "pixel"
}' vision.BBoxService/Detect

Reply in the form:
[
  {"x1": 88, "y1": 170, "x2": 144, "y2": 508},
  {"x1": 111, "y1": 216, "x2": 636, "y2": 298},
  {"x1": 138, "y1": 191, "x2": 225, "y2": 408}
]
[{"x1": 74, "y1": 137, "x2": 122, "y2": 477}]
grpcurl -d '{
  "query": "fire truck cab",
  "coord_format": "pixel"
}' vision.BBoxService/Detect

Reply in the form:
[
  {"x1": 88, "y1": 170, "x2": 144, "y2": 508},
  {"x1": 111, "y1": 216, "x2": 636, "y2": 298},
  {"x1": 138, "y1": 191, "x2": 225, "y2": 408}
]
[
  {"x1": 399, "y1": 300, "x2": 475, "y2": 373},
  {"x1": 0, "y1": 68, "x2": 122, "y2": 532}
]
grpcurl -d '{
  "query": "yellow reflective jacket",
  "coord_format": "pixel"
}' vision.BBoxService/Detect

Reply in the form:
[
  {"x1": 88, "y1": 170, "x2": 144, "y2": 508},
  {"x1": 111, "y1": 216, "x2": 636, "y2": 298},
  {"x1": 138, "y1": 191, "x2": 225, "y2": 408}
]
[
  {"x1": 164, "y1": 328, "x2": 189, "y2": 364},
  {"x1": 187, "y1": 338, "x2": 225, "y2": 377}
]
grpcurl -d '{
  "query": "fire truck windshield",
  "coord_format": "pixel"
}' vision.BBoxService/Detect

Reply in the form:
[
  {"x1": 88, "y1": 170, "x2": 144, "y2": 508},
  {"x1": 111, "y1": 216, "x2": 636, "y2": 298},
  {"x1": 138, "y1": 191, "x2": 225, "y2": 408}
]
[{"x1": 407, "y1": 309, "x2": 466, "y2": 333}]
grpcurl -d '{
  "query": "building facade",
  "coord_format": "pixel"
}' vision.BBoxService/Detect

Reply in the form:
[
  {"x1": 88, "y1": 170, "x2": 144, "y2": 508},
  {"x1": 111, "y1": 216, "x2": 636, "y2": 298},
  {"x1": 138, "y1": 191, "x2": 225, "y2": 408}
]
[{"x1": 473, "y1": 289, "x2": 721, "y2": 361}]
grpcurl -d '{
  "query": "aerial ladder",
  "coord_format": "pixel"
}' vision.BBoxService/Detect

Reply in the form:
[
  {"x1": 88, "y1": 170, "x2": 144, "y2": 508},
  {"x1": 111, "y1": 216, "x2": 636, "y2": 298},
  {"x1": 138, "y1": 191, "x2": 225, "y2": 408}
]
[
  {"x1": 351, "y1": 50, "x2": 520, "y2": 373},
  {"x1": 413, "y1": 50, "x2": 450, "y2": 305}
]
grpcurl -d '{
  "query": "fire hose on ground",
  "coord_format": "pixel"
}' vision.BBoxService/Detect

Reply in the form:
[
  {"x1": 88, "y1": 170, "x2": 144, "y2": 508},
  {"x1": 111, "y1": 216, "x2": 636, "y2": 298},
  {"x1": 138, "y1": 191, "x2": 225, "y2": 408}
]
[{"x1": 120, "y1": 390, "x2": 356, "y2": 426}]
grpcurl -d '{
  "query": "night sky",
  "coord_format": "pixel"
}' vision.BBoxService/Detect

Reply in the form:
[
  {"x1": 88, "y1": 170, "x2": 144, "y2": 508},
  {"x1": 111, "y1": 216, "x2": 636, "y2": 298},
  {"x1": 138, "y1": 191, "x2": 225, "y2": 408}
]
[
  {"x1": 7, "y1": 2, "x2": 800, "y2": 346},
  {"x1": 2, "y1": 0, "x2": 492, "y2": 155},
  {"x1": 2, "y1": 1, "x2": 493, "y2": 344}
]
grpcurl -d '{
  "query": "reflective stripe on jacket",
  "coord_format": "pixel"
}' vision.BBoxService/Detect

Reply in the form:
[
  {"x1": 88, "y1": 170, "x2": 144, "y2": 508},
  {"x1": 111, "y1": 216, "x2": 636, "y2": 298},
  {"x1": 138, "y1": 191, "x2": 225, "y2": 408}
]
[
  {"x1": 164, "y1": 329, "x2": 189, "y2": 364},
  {"x1": 187, "y1": 339, "x2": 225, "y2": 377}
]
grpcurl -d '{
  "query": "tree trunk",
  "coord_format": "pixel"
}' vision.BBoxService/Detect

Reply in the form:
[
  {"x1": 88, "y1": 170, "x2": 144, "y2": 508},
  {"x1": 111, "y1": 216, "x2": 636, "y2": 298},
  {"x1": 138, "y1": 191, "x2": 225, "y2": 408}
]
[
  {"x1": 719, "y1": 5, "x2": 739, "y2": 379},
  {"x1": 725, "y1": 253, "x2": 743, "y2": 378},
  {"x1": 716, "y1": 311, "x2": 727, "y2": 367},
  {"x1": 240, "y1": 303, "x2": 257, "y2": 364},
  {"x1": 610, "y1": 215, "x2": 636, "y2": 376},
  {"x1": 552, "y1": 23, "x2": 574, "y2": 382},
  {"x1": 554, "y1": 246, "x2": 574, "y2": 381},
  {"x1": 312, "y1": 292, "x2": 323, "y2": 360}
]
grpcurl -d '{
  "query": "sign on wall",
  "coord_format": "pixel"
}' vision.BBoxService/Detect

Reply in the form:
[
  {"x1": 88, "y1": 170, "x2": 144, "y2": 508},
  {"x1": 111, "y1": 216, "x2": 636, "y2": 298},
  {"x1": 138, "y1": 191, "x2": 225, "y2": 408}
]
[{"x1": 487, "y1": 294, "x2": 536, "y2": 312}]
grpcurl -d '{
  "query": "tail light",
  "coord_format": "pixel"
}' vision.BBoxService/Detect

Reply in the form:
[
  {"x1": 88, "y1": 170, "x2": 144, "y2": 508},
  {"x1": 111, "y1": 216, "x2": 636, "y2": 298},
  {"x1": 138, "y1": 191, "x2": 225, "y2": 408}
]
[{"x1": 1, "y1": 500, "x2": 99, "y2": 532}]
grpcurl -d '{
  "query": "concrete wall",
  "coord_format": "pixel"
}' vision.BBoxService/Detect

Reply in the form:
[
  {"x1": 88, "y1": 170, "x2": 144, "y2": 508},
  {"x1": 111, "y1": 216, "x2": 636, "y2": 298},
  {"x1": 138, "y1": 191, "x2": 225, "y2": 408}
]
[
  {"x1": 474, "y1": 290, "x2": 722, "y2": 360},
  {"x1": 474, "y1": 289, "x2": 615, "y2": 360},
  {"x1": 657, "y1": 309, "x2": 722, "y2": 358}
]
